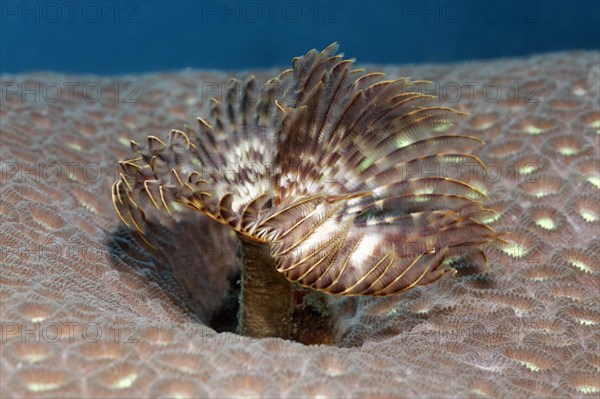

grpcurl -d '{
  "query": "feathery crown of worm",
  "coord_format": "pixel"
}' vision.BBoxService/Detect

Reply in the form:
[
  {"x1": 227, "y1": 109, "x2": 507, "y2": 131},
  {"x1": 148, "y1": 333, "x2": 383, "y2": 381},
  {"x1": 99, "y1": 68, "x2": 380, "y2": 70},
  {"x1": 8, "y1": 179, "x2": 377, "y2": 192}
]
[{"x1": 112, "y1": 43, "x2": 497, "y2": 296}]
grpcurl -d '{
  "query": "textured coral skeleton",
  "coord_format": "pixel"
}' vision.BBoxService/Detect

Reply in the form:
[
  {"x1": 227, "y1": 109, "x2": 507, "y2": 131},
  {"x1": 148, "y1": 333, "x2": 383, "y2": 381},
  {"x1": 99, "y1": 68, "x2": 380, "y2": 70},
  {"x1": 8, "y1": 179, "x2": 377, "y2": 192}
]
[
  {"x1": 112, "y1": 43, "x2": 497, "y2": 300},
  {"x1": 1, "y1": 50, "x2": 599, "y2": 398}
]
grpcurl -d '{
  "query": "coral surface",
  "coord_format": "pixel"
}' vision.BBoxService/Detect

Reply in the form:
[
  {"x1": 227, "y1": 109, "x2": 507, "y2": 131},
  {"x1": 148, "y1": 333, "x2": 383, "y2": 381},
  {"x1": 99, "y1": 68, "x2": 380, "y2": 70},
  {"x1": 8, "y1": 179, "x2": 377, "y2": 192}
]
[{"x1": 1, "y1": 51, "x2": 599, "y2": 398}]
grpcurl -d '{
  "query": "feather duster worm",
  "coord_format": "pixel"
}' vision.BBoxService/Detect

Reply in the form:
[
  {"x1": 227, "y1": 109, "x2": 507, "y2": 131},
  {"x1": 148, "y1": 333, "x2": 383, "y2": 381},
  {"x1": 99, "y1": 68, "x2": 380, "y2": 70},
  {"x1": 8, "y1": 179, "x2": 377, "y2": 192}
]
[{"x1": 112, "y1": 43, "x2": 497, "y2": 339}]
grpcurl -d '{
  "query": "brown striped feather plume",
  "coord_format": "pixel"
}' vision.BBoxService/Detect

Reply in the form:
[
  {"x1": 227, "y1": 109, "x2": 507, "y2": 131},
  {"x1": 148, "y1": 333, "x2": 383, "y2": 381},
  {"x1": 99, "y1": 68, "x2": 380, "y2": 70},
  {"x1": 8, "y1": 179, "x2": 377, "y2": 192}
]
[{"x1": 112, "y1": 43, "x2": 497, "y2": 296}]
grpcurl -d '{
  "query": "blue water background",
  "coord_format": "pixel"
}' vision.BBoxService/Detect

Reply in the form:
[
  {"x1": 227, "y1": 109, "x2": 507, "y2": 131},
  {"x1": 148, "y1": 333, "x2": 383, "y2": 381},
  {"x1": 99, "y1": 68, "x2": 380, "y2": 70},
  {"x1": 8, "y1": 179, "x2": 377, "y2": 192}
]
[{"x1": 1, "y1": 0, "x2": 599, "y2": 74}]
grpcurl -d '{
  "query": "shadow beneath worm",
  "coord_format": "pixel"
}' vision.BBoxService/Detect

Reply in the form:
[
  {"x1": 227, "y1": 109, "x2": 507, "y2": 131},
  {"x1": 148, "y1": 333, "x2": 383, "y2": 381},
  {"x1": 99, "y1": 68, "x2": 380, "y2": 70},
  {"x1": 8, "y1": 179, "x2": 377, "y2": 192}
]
[{"x1": 105, "y1": 215, "x2": 239, "y2": 327}]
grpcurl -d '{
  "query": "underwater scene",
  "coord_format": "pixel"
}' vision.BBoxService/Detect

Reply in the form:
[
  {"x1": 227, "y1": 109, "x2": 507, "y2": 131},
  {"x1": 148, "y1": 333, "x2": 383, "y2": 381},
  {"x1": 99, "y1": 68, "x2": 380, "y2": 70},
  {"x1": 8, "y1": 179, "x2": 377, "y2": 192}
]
[{"x1": 1, "y1": 1, "x2": 599, "y2": 398}]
